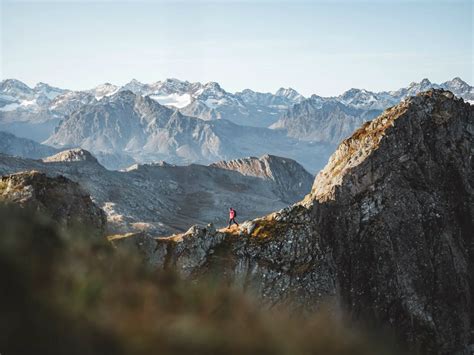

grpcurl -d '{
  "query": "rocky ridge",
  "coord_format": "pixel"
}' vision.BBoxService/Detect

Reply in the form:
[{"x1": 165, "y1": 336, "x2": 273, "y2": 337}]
[
  {"x1": 0, "y1": 152, "x2": 313, "y2": 236},
  {"x1": 211, "y1": 154, "x2": 313, "y2": 202},
  {"x1": 0, "y1": 171, "x2": 106, "y2": 235},
  {"x1": 150, "y1": 90, "x2": 474, "y2": 353}
]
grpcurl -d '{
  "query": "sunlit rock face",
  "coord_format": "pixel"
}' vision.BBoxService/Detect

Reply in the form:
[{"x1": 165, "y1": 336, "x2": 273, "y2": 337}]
[{"x1": 0, "y1": 171, "x2": 107, "y2": 236}]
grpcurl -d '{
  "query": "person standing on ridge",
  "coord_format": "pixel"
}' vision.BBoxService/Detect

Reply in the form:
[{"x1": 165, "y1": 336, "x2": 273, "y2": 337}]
[{"x1": 228, "y1": 207, "x2": 239, "y2": 228}]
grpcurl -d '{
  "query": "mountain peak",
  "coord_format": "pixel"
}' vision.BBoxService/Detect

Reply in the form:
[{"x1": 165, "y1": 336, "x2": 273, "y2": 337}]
[
  {"x1": 121, "y1": 79, "x2": 146, "y2": 94},
  {"x1": 91, "y1": 82, "x2": 119, "y2": 99},
  {"x1": 0, "y1": 79, "x2": 34, "y2": 96},
  {"x1": 275, "y1": 87, "x2": 300, "y2": 98},
  {"x1": 165, "y1": 78, "x2": 185, "y2": 83},
  {"x1": 129, "y1": 78, "x2": 142, "y2": 84},
  {"x1": 451, "y1": 76, "x2": 465, "y2": 83},
  {"x1": 307, "y1": 89, "x2": 465, "y2": 203},
  {"x1": 443, "y1": 77, "x2": 471, "y2": 92},
  {"x1": 42, "y1": 148, "x2": 99, "y2": 164},
  {"x1": 204, "y1": 81, "x2": 223, "y2": 90},
  {"x1": 408, "y1": 78, "x2": 432, "y2": 88},
  {"x1": 0, "y1": 78, "x2": 30, "y2": 88}
]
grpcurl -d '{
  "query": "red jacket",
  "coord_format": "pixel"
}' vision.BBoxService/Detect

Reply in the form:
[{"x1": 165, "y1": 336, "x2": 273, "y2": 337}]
[{"x1": 229, "y1": 209, "x2": 235, "y2": 219}]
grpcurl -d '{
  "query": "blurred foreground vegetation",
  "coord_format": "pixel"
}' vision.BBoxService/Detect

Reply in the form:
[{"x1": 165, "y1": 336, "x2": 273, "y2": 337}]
[{"x1": 0, "y1": 205, "x2": 402, "y2": 355}]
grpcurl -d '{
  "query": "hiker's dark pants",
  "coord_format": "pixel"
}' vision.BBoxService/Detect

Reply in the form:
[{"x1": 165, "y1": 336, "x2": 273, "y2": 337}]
[{"x1": 228, "y1": 218, "x2": 239, "y2": 228}]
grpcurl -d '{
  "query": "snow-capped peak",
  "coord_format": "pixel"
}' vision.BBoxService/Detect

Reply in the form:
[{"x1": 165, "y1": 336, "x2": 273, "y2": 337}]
[
  {"x1": 121, "y1": 79, "x2": 146, "y2": 94},
  {"x1": 152, "y1": 78, "x2": 192, "y2": 95},
  {"x1": 408, "y1": 78, "x2": 432, "y2": 89},
  {"x1": 420, "y1": 78, "x2": 432, "y2": 86},
  {"x1": 0, "y1": 79, "x2": 35, "y2": 99},
  {"x1": 33, "y1": 82, "x2": 66, "y2": 100},
  {"x1": 91, "y1": 82, "x2": 119, "y2": 100},
  {"x1": 443, "y1": 77, "x2": 470, "y2": 91},
  {"x1": 275, "y1": 87, "x2": 303, "y2": 102},
  {"x1": 276, "y1": 87, "x2": 293, "y2": 95},
  {"x1": 129, "y1": 78, "x2": 143, "y2": 85}
]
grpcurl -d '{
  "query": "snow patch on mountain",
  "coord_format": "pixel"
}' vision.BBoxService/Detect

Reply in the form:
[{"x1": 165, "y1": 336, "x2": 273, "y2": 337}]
[
  {"x1": 150, "y1": 93, "x2": 192, "y2": 108},
  {"x1": 91, "y1": 83, "x2": 120, "y2": 100}
]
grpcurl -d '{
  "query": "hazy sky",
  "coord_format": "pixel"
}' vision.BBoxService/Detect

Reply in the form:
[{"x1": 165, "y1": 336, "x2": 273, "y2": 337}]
[{"x1": 1, "y1": 0, "x2": 472, "y2": 96}]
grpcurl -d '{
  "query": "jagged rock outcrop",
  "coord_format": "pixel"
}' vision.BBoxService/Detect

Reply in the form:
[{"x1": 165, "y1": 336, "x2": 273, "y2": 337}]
[
  {"x1": 0, "y1": 171, "x2": 107, "y2": 235},
  {"x1": 152, "y1": 90, "x2": 474, "y2": 353}
]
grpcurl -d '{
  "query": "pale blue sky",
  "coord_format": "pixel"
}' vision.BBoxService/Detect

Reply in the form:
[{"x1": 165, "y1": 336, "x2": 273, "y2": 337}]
[{"x1": 1, "y1": 0, "x2": 472, "y2": 96}]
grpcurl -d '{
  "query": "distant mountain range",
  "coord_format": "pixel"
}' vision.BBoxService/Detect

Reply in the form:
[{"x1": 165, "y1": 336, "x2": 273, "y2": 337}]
[
  {"x1": 270, "y1": 77, "x2": 474, "y2": 143},
  {"x1": 41, "y1": 90, "x2": 331, "y2": 171},
  {"x1": 0, "y1": 77, "x2": 472, "y2": 171}
]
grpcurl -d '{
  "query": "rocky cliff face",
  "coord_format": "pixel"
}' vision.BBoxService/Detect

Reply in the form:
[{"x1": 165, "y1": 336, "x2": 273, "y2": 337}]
[
  {"x1": 151, "y1": 90, "x2": 474, "y2": 353},
  {"x1": 0, "y1": 171, "x2": 107, "y2": 235}
]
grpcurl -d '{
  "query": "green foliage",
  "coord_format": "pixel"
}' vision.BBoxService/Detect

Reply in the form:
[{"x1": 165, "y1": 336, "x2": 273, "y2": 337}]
[{"x1": 0, "y1": 205, "x2": 402, "y2": 355}]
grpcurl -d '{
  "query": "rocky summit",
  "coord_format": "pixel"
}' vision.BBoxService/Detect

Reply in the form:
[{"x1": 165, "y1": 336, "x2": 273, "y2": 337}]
[
  {"x1": 0, "y1": 171, "x2": 107, "y2": 236},
  {"x1": 150, "y1": 90, "x2": 473, "y2": 353}
]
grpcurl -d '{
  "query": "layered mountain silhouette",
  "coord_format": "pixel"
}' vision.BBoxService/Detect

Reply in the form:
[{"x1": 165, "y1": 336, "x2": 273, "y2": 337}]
[
  {"x1": 1, "y1": 77, "x2": 472, "y2": 172},
  {"x1": 0, "y1": 149, "x2": 313, "y2": 235},
  {"x1": 42, "y1": 91, "x2": 331, "y2": 171}
]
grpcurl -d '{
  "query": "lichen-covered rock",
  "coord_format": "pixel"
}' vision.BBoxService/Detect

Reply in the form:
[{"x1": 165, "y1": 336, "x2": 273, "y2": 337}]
[
  {"x1": 0, "y1": 170, "x2": 107, "y2": 236},
  {"x1": 153, "y1": 90, "x2": 474, "y2": 353}
]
